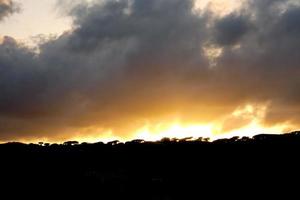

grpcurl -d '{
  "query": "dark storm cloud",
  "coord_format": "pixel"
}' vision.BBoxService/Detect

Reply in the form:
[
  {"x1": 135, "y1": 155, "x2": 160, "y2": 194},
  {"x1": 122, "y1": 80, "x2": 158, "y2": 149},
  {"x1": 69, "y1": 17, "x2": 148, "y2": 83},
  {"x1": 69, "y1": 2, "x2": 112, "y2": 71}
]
[
  {"x1": 213, "y1": 0, "x2": 300, "y2": 125},
  {"x1": 0, "y1": 0, "x2": 300, "y2": 141},
  {"x1": 213, "y1": 14, "x2": 251, "y2": 46},
  {"x1": 0, "y1": 0, "x2": 210, "y2": 140},
  {"x1": 0, "y1": 0, "x2": 18, "y2": 21}
]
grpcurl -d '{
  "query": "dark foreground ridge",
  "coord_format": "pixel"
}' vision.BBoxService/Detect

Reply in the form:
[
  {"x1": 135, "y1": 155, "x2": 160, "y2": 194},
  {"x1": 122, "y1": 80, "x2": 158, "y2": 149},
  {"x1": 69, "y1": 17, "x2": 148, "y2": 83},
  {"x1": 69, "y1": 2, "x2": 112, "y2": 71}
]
[{"x1": 1, "y1": 132, "x2": 300, "y2": 198}]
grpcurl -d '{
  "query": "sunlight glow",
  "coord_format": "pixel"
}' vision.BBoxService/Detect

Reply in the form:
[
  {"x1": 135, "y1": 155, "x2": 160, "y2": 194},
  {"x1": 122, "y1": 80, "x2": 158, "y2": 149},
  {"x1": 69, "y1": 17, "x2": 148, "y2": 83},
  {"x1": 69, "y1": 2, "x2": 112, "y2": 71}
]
[
  {"x1": 135, "y1": 122, "x2": 215, "y2": 141},
  {"x1": 195, "y1": 0, "x2": 245, "y2": 16},
  {"x1": 134, "y1": 104, "x2": 294, "y2": 142},
  {"x1": 40, "y1": 104, "x2": 294, "y2": 144},
  {"x1": 7, "y1": 104, "x2": 294, "y2": 144}
]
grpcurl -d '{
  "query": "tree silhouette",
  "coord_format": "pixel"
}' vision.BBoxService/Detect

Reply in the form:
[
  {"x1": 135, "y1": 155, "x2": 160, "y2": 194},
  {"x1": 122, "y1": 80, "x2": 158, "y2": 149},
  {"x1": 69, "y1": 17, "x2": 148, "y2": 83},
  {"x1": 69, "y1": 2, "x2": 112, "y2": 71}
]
[{"x1": 0, "y1": 131, "x2": 300, "y2": 199}]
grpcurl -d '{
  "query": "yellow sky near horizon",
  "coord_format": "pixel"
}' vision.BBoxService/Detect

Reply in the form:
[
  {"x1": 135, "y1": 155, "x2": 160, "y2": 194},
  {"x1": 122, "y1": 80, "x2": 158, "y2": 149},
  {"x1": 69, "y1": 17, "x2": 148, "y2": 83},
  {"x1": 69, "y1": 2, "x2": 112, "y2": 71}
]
[{"x1": 3, "y1": 104, "x2": 295, "y2": 144}]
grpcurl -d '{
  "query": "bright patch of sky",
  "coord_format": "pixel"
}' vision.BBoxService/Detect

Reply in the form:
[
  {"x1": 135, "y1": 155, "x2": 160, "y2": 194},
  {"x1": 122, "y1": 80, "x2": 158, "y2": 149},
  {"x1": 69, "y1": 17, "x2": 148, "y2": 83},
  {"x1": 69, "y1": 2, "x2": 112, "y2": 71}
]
[{"x1": 0, "y1": 0, "x2": 72, "y2": 44}]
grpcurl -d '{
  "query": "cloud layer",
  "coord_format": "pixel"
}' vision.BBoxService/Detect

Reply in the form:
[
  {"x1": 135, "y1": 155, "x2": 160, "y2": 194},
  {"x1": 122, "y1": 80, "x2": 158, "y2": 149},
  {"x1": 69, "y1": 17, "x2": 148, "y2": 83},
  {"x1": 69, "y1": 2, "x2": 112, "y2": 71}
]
[{"x1": 0, "y1": 0, "x2": 300, "y2": 142}]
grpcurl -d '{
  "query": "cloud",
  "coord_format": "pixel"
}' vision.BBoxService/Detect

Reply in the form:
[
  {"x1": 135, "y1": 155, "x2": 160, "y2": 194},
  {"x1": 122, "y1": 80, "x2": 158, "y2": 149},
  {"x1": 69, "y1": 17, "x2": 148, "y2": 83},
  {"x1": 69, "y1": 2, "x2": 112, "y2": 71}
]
[
  {"x1": 0, "y1": 0, "x2": 299, "y2": 141},
  {"x1": 0, "y1": 0, "x2": 19, "y2": 21},
  {"x1": 213, "y1": 0, "x2": 300, "y2": 125},
  {"x1": 212, "y1": 14, "x2": 251, "y2": 46}
]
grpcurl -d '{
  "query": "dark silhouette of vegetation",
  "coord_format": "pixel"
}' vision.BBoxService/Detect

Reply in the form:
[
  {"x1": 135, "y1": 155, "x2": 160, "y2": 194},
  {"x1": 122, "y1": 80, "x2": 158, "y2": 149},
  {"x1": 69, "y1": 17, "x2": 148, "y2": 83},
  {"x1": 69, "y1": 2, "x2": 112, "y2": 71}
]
[
  {"x1": 63, "y1": 141, "x2": 80, "y2": 146},
  {"x1": 1, "y1": 132, "x2": 300, "y2": 198}
]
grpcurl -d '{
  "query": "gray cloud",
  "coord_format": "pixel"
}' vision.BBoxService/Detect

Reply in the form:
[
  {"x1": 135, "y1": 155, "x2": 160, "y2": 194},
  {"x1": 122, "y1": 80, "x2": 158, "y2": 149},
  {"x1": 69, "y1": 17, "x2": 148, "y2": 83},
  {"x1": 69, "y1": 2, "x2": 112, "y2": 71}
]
[
  {"x1": 213, "y1": 0, "x2": 300, "y2": 125},
  {"x1": 213, "y1": 14, "x2": 252, "y2": 46},
  {"x1": 0, "y1": 0, "x2": 300, "y2": 141},
  {"x1": 0, "y1": 0, "x2": 18, "y2": 21}
]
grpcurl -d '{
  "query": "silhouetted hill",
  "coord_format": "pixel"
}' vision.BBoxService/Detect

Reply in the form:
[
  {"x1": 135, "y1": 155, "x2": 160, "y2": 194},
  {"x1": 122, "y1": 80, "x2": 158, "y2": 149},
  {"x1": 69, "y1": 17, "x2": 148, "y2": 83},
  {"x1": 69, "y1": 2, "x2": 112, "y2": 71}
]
[{"x1": 1, "y1": 132, "x2": 300, "y2": 198}]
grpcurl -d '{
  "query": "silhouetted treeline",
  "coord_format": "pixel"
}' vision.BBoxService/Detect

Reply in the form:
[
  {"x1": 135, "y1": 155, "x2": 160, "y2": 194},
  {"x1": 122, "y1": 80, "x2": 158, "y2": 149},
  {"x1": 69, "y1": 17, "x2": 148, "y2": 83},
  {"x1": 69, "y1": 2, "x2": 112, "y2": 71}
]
[{"x1": 1, "y1": 132, "x2": 300, "y2": 199}]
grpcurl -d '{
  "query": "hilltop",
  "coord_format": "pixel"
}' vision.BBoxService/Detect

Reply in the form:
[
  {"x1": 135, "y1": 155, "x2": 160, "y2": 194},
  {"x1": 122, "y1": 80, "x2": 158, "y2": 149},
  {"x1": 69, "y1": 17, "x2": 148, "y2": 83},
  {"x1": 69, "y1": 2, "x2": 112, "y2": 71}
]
[{"x1": 1, "y1": 132, "x2": 299, "y2": 198}]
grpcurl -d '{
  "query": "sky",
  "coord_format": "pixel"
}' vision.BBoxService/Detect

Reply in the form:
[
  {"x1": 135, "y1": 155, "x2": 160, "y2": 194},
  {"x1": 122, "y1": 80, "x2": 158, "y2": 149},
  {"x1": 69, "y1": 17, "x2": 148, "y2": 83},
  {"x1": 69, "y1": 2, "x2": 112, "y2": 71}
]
[
  {"x1": 0, "y1": 0, "x2": 71, "y2": 43},
  {"x1": 0, "y1": 0, "x2": 300, "y2": 143}
]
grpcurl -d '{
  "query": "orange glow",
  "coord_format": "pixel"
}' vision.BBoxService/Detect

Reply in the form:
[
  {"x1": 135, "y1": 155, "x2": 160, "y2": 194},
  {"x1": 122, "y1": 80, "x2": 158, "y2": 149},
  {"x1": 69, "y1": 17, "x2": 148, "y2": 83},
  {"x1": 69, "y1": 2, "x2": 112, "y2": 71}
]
[
  {"x1": 135, "y1": 122, "x2": 215, "y2": 141},
  {"x1": 62, "y1": 104, "x2": 295, "y2": 143},
  {"x1": 3, "y1": 104, "x2": 294, "y2": 144},
  {"x1": 134, "y1": 119, "x2": 292, "y2": 142},
  {"x1": 137, "y1": 104, "x2": 293, "y2": 141}
]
